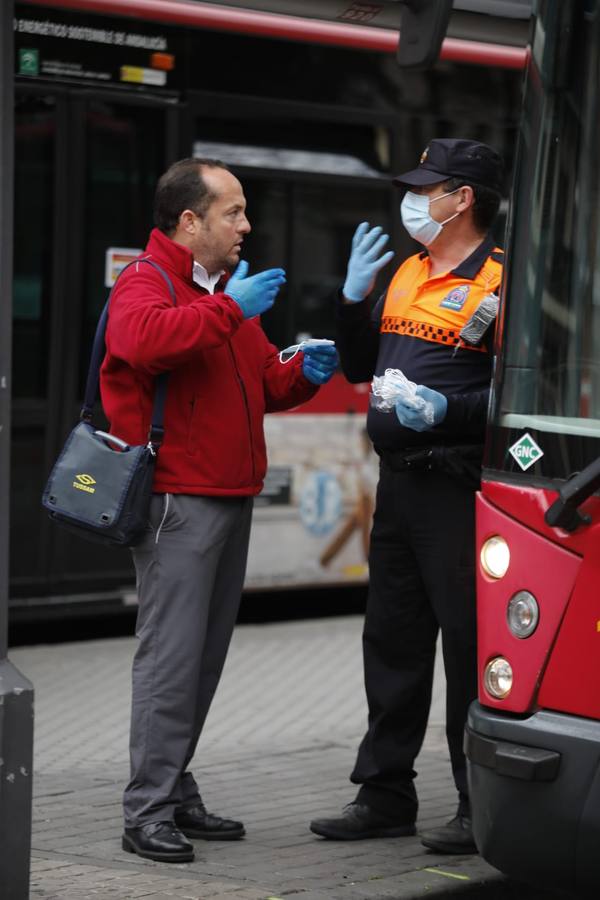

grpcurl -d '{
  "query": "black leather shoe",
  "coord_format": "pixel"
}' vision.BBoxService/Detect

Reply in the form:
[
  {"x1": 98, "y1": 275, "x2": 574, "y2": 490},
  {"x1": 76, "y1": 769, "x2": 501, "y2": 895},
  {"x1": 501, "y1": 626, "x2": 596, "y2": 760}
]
[
  {"x1": 175, "y1": 801, "x2": 245, "y2": 840},
  {"x1": 420, "y1": 814, "x2": 478, "y2": 854},
  {"x1": 122, "y1": 821, "x2": 194, "y2": 862},
  {"x1": 310, "y1": 802, "x2": 416, "y2": 840}
]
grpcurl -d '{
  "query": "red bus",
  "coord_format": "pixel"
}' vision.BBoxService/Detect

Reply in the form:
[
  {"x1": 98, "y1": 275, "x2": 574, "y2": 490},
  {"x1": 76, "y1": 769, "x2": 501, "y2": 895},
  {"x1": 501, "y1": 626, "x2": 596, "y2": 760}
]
[
  {"x1": 464, "y1": 2, "x2": 600, "y2": 894},
  {"x1": 11, "y1": 0, "x2": 527, "y2": 618}
]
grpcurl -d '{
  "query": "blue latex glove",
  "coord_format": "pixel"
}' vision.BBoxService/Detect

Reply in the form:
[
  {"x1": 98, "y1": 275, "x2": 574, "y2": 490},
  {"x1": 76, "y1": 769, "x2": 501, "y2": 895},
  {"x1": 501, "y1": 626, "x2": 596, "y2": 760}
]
[
  {"x1": 395, "y1": 384, "x2": 448, "y2": 432},
  {"x1": 342, "y1": 222, "x2": 395, "y2": 302},
  {"x1": 226, "y1": 260, "x2": 286, "y2": 319},
  {"x1": 302, "y1": 343, "x2": 339, "y2": 385}
]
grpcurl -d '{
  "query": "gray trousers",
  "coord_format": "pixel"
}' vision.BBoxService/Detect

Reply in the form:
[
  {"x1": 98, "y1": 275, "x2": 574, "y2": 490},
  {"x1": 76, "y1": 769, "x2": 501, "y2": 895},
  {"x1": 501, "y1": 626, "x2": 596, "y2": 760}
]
[{"x1": 123, "y1": 492, "x2": 253, "y2": 827}]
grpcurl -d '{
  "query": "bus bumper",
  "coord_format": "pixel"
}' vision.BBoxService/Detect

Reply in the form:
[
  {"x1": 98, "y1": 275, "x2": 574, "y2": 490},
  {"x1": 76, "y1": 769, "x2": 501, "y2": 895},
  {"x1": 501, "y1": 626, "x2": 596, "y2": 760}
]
[{"x1": 465, "y1": 701, "x2": 600, "y2": 896}]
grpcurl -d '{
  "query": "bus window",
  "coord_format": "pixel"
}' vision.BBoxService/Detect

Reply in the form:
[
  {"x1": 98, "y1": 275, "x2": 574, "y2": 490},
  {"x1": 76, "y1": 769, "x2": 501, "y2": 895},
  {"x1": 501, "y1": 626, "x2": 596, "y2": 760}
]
[
  {"x1": 13, "y1": 94, "x2": 55, "y2": 400},
  {"x1": 289, "y1": 183, "x2": 391, "y2": 343},
  {"x1": 78, "y1": 100, "x2": 168, "y2": 397},
  {"x1": 11, "y1": 93, "x2": 57, "y2": 586},
  {"x1": 187, "y1": 31, "x2": 403, "y2": 113},
  {"x1": 192, "y1": 111, "x2": 393, "y2": 347},
  {"x1": 487, "y1": 0, "x2": 600, "y2": 478},
  {"x1": 193, "y1": 114, "x2": 392, "y2": 176}
]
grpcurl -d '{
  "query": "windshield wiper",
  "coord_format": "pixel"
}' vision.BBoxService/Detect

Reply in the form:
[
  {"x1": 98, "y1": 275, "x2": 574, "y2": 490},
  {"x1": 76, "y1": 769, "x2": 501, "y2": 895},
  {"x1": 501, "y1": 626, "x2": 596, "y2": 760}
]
[{"x1": 544, "y1": 456, "x2": 600, "y2": 532}]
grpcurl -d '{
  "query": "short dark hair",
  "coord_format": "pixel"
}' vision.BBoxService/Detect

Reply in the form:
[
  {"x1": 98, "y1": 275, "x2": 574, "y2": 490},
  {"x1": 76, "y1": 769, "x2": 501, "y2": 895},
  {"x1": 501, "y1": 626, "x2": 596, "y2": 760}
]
[
  {"x1": 443, "y1": 176, "x2": 501, "y2": 234},
  {"x1": 153, "y1": 157, "x2": 229, "y2": 235}
]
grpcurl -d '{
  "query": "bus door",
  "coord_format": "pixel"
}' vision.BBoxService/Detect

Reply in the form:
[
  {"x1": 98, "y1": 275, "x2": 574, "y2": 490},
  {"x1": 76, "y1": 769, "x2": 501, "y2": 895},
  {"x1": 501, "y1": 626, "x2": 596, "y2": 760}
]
[
  {"x1": 464, "y1": 2, "x2": 600, "y2": 893},
  {"x1": 11, "y1": 85, "x2": 178, "y2": 610}
]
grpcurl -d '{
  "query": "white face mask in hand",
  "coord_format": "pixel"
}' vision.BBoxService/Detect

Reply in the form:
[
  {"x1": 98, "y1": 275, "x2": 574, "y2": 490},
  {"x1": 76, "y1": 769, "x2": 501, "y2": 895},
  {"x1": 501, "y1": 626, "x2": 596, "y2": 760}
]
[
  {"x1": 279, "y1": 338, "x2": 334, "y2": 363},
  {"x1": 400, "y1": 188, "x2": 461, "y2": 246}
]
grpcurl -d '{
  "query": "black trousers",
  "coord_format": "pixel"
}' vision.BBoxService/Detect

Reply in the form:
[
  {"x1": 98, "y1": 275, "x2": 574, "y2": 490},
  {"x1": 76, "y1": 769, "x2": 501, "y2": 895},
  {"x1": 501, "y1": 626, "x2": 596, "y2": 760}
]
[{"x1": 351, "y1": 462, "x2": 477, "y2": 819}]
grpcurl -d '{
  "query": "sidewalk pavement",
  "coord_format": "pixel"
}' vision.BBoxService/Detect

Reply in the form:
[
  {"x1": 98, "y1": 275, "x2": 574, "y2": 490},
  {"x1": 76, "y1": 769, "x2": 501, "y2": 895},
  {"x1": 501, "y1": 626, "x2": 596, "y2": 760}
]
[{"x1": 10, "y1": 615, "x2": 513, "y2": 900}]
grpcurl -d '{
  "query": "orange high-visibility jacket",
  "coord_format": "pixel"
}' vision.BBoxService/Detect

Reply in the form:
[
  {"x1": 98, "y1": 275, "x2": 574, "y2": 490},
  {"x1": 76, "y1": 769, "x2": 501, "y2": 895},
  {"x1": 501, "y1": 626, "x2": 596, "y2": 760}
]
[{"x1": 336, "y1": 236, "x2": 503, "y2": 451}]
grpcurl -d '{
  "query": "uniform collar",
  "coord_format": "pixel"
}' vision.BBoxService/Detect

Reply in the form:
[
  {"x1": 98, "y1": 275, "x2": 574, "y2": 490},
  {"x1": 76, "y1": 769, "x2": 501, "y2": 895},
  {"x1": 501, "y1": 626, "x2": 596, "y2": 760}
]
[{"x1": 418, "y1": 233, "x2": 496, "y2": 279}]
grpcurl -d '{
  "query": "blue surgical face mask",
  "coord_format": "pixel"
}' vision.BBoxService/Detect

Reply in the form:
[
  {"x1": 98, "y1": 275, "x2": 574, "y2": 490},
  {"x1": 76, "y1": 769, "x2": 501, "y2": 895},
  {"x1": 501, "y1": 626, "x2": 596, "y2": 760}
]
[{"x1": 400, "y1": 188, "x2": 461, "y2": 246}]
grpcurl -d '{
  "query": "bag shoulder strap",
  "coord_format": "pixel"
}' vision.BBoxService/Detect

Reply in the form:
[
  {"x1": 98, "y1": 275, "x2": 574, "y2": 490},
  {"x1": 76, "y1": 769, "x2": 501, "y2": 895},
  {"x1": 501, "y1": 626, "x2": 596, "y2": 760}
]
[{"x1": 80, "y1": 257, "x2": 176, "y2": 448}]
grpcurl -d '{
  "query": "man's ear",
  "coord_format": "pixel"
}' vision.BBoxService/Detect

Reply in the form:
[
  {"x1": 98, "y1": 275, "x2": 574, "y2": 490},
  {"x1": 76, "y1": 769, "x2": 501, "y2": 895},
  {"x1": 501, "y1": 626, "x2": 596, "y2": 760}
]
[
  {"x1": 179, "y1": 209, "x2": 198, "y2": 234},
  {"x1": 458, "y1": 185, "x2": 475, "y2": 211}
]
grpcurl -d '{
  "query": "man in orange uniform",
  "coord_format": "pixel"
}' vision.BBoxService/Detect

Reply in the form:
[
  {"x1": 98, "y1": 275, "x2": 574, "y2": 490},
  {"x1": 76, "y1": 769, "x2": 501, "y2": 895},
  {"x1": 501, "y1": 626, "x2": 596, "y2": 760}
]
[{"x1": 310, "y1": 139, "x2": 504, "y2": 853}]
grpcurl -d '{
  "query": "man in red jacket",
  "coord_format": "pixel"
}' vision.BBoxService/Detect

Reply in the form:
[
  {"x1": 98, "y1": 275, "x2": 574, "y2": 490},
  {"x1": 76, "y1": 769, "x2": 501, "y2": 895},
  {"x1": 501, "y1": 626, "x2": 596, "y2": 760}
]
[{"x1": 101, "y1": 158, "x2": 338, "y2": 863}]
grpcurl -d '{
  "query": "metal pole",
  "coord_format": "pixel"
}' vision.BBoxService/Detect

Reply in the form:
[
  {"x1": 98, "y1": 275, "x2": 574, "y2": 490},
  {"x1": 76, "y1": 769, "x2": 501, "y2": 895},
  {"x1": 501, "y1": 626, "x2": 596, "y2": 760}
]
[{"x1": 0, "y1": 3, "x2": 34, "y2": 898}]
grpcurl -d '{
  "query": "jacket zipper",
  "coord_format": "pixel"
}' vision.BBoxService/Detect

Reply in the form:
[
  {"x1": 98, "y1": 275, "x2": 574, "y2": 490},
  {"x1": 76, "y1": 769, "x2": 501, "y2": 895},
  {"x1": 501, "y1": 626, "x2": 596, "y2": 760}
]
[{"x1": 228, "y1": 343, "x2": 256, "y2": 484}]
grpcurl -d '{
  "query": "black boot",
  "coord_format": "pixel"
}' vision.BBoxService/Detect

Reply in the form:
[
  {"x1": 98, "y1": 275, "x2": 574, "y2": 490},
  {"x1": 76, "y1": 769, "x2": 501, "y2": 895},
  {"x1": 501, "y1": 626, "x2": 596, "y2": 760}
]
[
  {"x1": 420, "y1": 813, "x2": 477, "y2": 854},
  {"x1": 310, "y1": 802, "x2": 416, "y2": 840},
  {"x1": 122, "y1": 821, "x2": 194, "y2": 862}
]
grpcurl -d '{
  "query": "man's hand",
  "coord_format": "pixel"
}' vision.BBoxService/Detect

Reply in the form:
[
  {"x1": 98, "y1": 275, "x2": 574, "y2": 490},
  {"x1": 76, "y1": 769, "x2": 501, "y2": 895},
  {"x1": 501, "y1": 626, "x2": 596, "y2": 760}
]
[
  {"x1": 342, "y1": 222, "x2": 395, "y2": 303},
  {"x1": 226, "y1": 260, "x2": 286, "y2": 319},
  {"x1": 302, "y1": 343, "x2": 339, "y2": 385},
  {"x1": 395, "y1": 384, "x2": 447, "y2": 432}
]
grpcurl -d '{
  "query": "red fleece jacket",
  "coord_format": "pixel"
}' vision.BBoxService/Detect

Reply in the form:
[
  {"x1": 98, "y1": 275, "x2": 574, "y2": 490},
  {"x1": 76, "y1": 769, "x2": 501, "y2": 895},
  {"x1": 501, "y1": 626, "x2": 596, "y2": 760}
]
[{"x1": 100, "y1": 228, "x2": 317, "y2": 495}]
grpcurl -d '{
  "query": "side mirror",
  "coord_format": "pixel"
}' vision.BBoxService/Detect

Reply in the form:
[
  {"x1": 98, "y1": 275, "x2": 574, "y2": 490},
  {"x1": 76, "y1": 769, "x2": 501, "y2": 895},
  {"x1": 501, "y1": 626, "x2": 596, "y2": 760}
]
[{"x1": 397, "y1": 0, "x2": 453, "y2": 68}]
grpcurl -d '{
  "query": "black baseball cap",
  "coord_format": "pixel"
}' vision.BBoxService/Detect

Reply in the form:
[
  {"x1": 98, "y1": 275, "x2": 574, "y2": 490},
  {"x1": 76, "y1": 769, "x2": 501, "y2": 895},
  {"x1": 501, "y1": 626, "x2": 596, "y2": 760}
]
[{"x1": 393, "y1": 138, "x2": 503, "y2": 192}]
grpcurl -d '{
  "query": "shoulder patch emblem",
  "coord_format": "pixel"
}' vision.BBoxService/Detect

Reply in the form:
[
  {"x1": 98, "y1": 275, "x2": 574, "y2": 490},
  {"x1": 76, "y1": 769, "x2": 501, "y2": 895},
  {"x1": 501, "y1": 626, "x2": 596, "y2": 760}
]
[{"x1": 440, "y1": 285, "x2": 470, "y2": 311}]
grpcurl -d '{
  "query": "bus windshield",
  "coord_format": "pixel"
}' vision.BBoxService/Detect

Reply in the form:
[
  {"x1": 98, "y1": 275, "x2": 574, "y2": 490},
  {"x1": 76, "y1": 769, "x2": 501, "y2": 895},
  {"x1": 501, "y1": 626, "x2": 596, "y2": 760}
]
[{"x1": 486, "y1": 0, "x2": 600, "y2": 481}]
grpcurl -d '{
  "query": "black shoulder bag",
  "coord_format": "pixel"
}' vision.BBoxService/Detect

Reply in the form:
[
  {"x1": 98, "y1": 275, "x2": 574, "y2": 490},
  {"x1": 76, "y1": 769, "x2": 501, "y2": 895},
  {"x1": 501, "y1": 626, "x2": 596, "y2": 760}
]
[{"x1": 41, "y1": 259, "x2": 175, "y2": 547}]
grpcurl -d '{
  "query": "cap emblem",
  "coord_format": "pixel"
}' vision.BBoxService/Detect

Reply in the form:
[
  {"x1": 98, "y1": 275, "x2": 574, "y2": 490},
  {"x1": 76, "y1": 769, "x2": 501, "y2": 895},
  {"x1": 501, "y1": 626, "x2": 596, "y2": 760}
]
[{"x1": 420, "y1": 147, "x2": 429, "y2": 165}]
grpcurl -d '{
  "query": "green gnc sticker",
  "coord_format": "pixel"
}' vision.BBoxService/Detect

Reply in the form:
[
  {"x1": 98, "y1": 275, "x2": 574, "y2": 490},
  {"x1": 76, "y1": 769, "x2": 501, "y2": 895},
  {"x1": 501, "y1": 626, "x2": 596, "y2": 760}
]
[
  {"x1": 19, "y1": 49, "x2": 39, "y2": 77},
  {"x1": 508, "y1": 432, "x2": 544, "y2": 471}
]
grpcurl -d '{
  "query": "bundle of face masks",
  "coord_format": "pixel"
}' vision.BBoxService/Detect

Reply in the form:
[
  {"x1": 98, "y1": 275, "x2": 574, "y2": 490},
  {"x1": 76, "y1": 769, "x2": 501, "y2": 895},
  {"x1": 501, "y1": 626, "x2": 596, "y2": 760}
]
[{"x1": 370, "y1": 368, "x2": 434, "y2": 425}]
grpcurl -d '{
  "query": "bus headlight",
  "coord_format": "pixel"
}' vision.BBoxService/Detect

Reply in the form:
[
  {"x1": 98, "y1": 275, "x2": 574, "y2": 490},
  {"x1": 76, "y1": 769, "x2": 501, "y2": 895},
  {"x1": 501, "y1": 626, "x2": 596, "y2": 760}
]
[
  {"x1": 507, "y1": 591, "x2": 539, "y2": 638},
  {"x1": 480, "y1": 535, "x2": 510, "y2": 578},
  {"x1": 484, "y1": 657, "x2": 513, "y2": 699}
]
